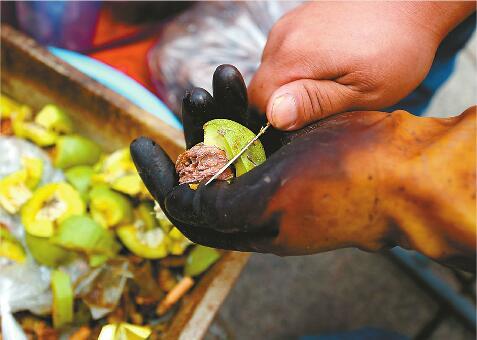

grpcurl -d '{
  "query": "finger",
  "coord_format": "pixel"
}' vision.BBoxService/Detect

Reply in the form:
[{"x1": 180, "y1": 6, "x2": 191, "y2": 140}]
[
  {"x1": 265, "y1": 79, "x2": 358, "y2": 130},
  {"x1": 171, "y1": 222, "x2": 273, "y2": 253},
  {"x1": 212, "y1": 64, "x2": 272, "y2": 134},
  {"x1": 212, "y1": 64, "x2": 248, "y2": 124},
  {"x1": 164, "y1": 152, "x2": 287, "y2": 234},
  {"x1": 182, "y1": 88, "x2": 217, "y2": 149},
  {"x1": 130, "y1": 136, "x2": 177, "y2": 203}
]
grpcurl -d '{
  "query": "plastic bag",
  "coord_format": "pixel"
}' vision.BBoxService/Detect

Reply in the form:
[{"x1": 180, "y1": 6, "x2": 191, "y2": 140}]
[
  {"x1": 148, "y1": 1, "x2": 302, "y2": 116},
  {"x1": 0, "y1": 137, "x2": 130, "y2": 337},
  {"x1": 0, "y1": 137, "x2": 64, "y2": 187},
  {"x1": 76, "y1": 258, "x2": 132, "y2": 319},
  {"x1": 0, "y1": 262, "x2": 52, "y2": 315}
]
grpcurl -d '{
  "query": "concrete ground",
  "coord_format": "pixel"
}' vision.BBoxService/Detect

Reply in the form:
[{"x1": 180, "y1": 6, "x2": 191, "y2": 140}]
[{"x1": 205, "y1": 32, "x2": 476, "y2": 340}]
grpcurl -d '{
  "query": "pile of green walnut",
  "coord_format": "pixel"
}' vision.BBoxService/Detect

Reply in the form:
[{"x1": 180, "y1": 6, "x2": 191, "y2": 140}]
[{"x1": 0, "y1": 95, "x2": 221, "y2": 339}]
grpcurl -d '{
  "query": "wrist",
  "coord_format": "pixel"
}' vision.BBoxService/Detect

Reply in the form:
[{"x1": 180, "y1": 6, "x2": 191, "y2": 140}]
[
  {"x1": 398, "y1": 2, "x2": 475, "y2": 42},
  {"x1": 379, "y1": 110, "x2": 476, "y2": 261}
]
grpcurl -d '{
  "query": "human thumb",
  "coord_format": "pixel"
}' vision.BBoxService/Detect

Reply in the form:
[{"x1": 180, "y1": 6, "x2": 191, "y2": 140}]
[{"x1": 266, "y1": 79, "x2": 356, "y2": 130}]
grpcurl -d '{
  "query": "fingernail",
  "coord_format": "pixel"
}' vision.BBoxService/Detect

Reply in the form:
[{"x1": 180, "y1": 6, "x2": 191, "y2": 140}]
[{"x1": 271, "y1": 94, "x2": 297, "y2": 129}]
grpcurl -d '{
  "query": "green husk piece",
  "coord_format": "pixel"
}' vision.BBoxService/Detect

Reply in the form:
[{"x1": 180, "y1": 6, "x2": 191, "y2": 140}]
[
  {"x1": 89, "y1": 186, "x2": 133, "y2": 228},
  {"x1": 51, "y1": 215, "x2": 120, "y2": 256},
  {"x1": 98, "y1": 323, "x2": 152, "y2": 340},
  {"x1": 0, "y1": 226, "x2": 26, "y2": 263},
  {"x1": 135, "y1": 202, "x2": 157, "y2": 230},
  {"x1": 34, "y1": 104, "x2": 73, "y2": 134},
  {"x1": 92, "y1": 148, "x2": 150, "y2": 198},
  {"x1": 1, "y1": 95, "x2": 23, "y2": 118},
  {"x1": 22, "y1": 156, "x2": 44, "y2": 189},
  {"x1": 25, "y1": 233, "x2": 76, "y2": 267},
  {"x1": 203, "y1": 119, "x2": 266, "y2": 176},
  {"x1": 89, "y1": 253, "x2": 109, "y2": 267},
  {"x1": 0, "y1": 169, "x2": 32, "y2": 214},
  {"x1": 116, "y1": 223, "x2": 168, "y2": 259},
  {"x1": 64, "y1": 165, "x2": 94, "y2": 194},
  {"x1": 184, "y1": 245, "x2": 221, "y2": 277},
  {"x1": 51, "y1": 270, "x2": 74, "y2": 329},
  {"x1": 54, "y1": 135, "x2": 102, "y2": 169},
  {"x1": 0, "y1": 157, "x2": 43, "y2": 214},
  {"x1": 13, "y1": 121, "x2": 58, "y2": 147},
  {"x1": 21, "y1": 182, "x2": 85, "y2": 238},
  {"x1": 167, "y1": 227, "x2": 192, "y2": 256}
]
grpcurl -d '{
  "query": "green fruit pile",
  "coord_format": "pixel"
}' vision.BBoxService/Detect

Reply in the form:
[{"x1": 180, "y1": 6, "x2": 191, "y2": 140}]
[{"x1": 0, "y1": 94, "x2": 222, "y2": 333}]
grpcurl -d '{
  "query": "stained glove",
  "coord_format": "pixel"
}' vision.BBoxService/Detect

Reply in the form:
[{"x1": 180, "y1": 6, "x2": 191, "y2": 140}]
[{"x1": 131, "y1": 65, "x2": 476, "y2": 272}]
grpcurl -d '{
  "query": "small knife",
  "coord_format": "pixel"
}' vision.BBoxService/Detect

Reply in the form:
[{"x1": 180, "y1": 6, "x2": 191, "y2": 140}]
[{"x1": 204, "y1": 122, "x2": 271, "y2": 186}]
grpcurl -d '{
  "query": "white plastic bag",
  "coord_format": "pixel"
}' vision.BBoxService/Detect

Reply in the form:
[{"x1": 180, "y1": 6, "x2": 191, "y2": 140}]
[{"x1": 148, "y1": 1, "x2": 302, "y2": 116}]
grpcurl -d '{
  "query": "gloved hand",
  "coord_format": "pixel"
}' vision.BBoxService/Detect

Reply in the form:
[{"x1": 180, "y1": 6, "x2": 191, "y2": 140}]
[{"x1": 131, "y1": 65, "x2": 476, "y2": 271}]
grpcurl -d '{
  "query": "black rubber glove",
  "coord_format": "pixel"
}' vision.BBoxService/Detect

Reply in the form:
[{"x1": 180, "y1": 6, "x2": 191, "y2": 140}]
[
  {"x1": 131, "y1": 65, "x2": 476, "y2": 270},
  {"x1": 131, "y1": 64, "x2": 286, "y2": 252}
]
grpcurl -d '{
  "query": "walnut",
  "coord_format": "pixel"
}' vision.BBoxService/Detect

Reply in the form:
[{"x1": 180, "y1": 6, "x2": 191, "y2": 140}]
[{"x1": 175, "y1": 143, "x2": 233, "y2": 184}]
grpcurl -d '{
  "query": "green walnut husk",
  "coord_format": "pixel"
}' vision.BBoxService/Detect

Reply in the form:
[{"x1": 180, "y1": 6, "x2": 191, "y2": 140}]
[
  {"x1": 64, "y1": 165, "x2": 94, "y2": 202},
  {"x1": 22, "y1": 156, "x2": 44, "y2": 189},
  {"x1": 51, "y1": 270, "x2": 74, "y2": 329},
  {"x1": 25, "y1": 233, "x2": 76, "y2": 267},
  {"x1": 117, "y1": 224, "x2": 169, "y2": 259},
  {"x1": 0, "y1": 226, "x2": 26, "y2": 263},
  {"x1": 203, "y1": 119, "x2": 266, "y2": 176},
  {"x1": 88, "y1": 253, "x2": 109, "y2": 267},
  {"x1": 116, "y1": 204, "x2": 167, "y2": 259},
  {"x1": 0, "y1": 157, "x2": 43, "y2": 214},
  {"x1": 167, "y1": 226, "x2": 192, "y2": 255},
  {"x1": 89, "y1": 185, "x2": 133, "y2": 228},
  {"x1": 92, "y1": 148, "x2": 149, "y2": 198},
  {"x1": 53, "y1": 135, "x2": 102, "y2": 169},
  {"x1": 0, "y1": 169, "x2": 31, "y2": 214},
  {"x1": 21, "y1": 182, "x2": 85, "y2": 238},
  {"x1": 34, "y1": 104, "x2": 73, "y2": 134},
  {"x1": 13, "y1": 121, "x2": 58, "y2": 147},
  {"x1": 51, "y1": 215, "x2": 120, "y2": 256},
  {"x1": 0, "y1": 95, "x2": 29, "y2": 119},
  {"x1": 184, "y1": 245, "x2": 221, "y2": 277},
  {"x1": 98, "y1": 323, "x2": 152, "y2": 340}
]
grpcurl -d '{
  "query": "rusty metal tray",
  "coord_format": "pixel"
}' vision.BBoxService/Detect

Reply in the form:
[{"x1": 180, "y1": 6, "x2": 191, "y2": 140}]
[{"x1": 1, "y1": 25, "x2": 249, "y2": 340}]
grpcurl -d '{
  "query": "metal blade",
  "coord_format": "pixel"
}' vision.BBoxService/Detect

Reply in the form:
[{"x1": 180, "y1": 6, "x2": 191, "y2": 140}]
[{"x1": 204, "y1": 122, "x2": 271, "y2": 186}]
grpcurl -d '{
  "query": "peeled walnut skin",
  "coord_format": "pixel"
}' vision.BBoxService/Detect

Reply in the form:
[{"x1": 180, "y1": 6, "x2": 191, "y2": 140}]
[{"x1": 175, "y1": 143, "x2": 233, "y2": 184}]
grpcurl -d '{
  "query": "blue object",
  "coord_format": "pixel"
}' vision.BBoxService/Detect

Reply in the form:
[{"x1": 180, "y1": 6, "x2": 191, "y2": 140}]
[
  {"x1": 48, "y1": 46, "x2": 183, "y2": 130},
  {"x1": 16, "y1": 1, "x2": 102, "y2": 51},
  {"x1": 387, "y1": 13, "x2": 476, "y2": 115}
]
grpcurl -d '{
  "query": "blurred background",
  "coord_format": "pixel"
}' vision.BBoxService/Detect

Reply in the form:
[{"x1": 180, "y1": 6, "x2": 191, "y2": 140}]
[{"x1": 1, "y1": 1, "x2": 475, "y2": 339}]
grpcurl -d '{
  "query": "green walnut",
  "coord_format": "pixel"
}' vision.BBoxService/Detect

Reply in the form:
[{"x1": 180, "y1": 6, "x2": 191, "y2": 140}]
[
  {"x1": 53, "y1": 135, "x2": 102, "y2": 169},
  {"x1": 51, "y1": 215, "x2": 120, "y2": 256},
  {"x1": 25, "y1": 233, "x2": 76, "y2": 267}
]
